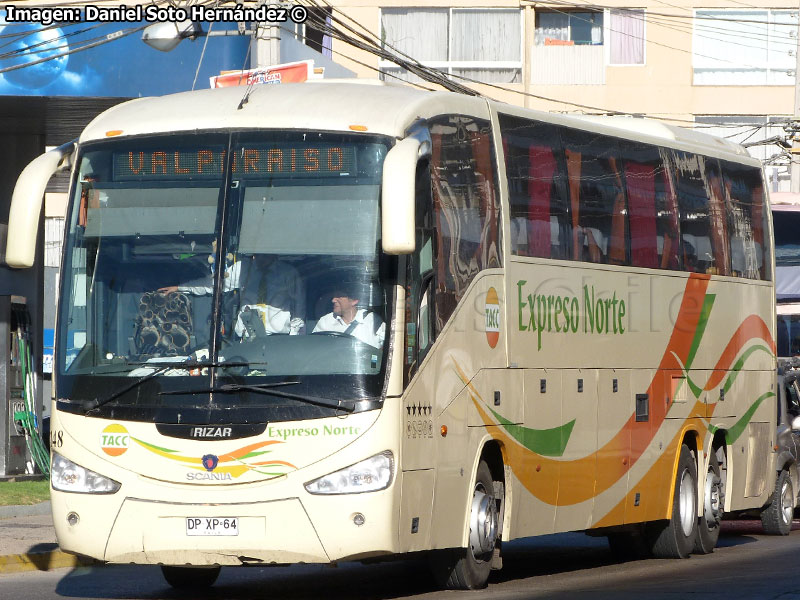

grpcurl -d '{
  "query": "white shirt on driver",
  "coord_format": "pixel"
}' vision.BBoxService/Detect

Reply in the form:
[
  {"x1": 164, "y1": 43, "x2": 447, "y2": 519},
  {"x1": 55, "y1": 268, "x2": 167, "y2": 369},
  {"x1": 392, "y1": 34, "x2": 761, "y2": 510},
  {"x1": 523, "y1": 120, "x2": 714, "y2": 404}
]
[{"x1": 313, "y1": 309, "x2": 385, "y2": 349}]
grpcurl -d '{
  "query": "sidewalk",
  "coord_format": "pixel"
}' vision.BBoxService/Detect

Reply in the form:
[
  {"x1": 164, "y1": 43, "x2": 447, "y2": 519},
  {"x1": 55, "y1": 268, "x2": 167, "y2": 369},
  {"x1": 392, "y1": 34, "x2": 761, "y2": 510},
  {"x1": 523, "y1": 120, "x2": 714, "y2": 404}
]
[{"x1": 0, "y1": 502, "x2": 93, "y2": 574}]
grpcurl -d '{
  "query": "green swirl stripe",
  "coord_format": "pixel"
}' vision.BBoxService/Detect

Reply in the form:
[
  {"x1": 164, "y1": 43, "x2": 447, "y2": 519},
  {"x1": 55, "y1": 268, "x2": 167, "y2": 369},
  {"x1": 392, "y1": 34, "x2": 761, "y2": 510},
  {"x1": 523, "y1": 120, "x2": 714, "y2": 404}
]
[
  {"x1": 487, "y1": 405, "x2": 576, "y2": 457},
  {"x1": 708, "y1": 391, "x2": 775, "y2": 444}
]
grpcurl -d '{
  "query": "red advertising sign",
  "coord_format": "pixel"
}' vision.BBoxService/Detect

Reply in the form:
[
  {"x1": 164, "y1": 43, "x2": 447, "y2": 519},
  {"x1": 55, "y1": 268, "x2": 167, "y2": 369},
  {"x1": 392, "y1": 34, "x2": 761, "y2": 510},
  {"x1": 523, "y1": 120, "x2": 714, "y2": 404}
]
[{"x1": 210, "y1": 60, "x2": 313, "y2": 88}]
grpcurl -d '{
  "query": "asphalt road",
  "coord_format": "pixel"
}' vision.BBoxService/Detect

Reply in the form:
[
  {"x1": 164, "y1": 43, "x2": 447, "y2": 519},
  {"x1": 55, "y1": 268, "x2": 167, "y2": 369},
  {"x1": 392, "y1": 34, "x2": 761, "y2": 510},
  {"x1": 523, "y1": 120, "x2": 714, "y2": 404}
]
[{"x1": 2, "y1": 520, "x2": 799, "y2": 600}]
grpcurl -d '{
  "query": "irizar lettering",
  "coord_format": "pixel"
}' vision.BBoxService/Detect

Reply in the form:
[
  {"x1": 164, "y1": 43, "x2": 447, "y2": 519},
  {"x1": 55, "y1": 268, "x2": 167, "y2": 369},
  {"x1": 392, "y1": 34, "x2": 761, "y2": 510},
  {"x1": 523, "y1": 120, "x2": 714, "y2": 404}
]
[
  {"x1": 191, "y1": 427, "x2": 233, "y2": 438},
  {"x1": 517, "y1": 280, "x2": 626, "y2": 350}
]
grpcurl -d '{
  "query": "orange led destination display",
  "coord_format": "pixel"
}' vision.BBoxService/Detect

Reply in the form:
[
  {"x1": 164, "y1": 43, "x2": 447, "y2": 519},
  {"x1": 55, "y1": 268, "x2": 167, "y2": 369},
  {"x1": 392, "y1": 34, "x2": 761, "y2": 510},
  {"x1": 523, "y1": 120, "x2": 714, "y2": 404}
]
[{"x1": 114, "y1": 145, "x2": 357, "y2": 180}]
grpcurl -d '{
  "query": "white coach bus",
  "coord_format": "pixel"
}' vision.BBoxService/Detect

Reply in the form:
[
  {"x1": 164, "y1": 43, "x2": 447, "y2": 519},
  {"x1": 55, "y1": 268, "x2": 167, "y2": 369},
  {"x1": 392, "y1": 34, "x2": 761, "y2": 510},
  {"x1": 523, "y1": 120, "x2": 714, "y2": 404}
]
[{"x1": 7, "y1": 81, "x2": 779, "y2": 589}]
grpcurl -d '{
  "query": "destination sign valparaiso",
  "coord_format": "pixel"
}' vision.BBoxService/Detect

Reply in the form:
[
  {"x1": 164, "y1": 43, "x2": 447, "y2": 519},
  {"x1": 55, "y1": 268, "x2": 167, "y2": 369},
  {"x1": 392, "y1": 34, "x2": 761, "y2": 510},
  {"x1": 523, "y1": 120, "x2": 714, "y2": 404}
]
[{"x1": 113, "y1": 145, "x2": 356, "y2": 181}]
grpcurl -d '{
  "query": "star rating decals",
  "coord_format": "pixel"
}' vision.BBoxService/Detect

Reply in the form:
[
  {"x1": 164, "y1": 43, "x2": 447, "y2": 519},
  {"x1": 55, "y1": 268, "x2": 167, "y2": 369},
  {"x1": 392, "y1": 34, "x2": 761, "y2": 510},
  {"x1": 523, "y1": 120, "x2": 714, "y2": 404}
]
[
  {"x1": 406, "y1": 402, "x2": 432, "y2": 416},
  {"x1": 405, "y1": 401, "x2": 435, "y2": 440}
]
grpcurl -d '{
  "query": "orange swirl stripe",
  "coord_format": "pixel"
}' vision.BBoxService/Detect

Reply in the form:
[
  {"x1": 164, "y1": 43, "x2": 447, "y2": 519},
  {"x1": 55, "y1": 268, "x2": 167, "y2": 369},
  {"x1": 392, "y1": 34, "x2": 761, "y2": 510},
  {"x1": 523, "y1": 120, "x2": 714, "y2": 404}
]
[
  {"x1": 251, "y1": 460, "x2": 297, "y2": 468},
  {"x1": 217, "y1": 441, "x2": 281, "y2": 463},
  {"x1": 703, "y1": 314, "x2": 775, "y2": 391},
  {"x1": 474, "y1": 274, "x2": 728, "y2": 506}
]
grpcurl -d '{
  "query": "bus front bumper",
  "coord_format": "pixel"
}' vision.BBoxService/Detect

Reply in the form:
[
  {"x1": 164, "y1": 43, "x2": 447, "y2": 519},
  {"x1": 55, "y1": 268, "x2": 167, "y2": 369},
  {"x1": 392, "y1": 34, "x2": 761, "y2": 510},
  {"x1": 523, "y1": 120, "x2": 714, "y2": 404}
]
[{"x1": 53, "y1": 493, "x2": 398, "y2": 566}]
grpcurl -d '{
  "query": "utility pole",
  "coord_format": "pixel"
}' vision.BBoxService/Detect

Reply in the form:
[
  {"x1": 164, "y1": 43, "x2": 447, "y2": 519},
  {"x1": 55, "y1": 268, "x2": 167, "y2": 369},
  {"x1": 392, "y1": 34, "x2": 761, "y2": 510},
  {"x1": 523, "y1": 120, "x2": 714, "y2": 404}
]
[
  {"x1": 254, "y1": 23, "x2": 280, "y2": 69},
  {"x1": 254, "y1": 0, "x2": 281, "y2": 68}
]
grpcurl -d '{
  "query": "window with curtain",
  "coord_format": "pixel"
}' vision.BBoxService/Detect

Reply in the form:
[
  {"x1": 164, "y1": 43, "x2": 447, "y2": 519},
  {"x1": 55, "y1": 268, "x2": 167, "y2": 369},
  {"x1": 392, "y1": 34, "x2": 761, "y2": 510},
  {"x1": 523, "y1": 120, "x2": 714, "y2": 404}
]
[
  {"x1": 296, "y1": 6, "x2": 333, "y2": 58},
  {"x1": 609, "y1": 9, "x2": 645, "y2": 65},
  {"x1": 381, "y1": 8, "x2": 522, "y2": 84},
  {"x1": 720, "y1": 160, "x2": 768, "y2": 280},
  {"x1": 703, "y1": 159, "x2": 732, "y2": 276},
  {"x1": 534, "y1": 11, "x2": 604, "y2": 46},
  {"x1": 499, "y1": 113, "x2": 571, "y2": 259},
  {"x1": 619, "y1": 141, "x2": 679, "y2": 270},
  {"x1": 672, "y1": 151, "x2": 726, "y2": 274},
  {"x1": 560, "y1": 129, "x2": 629, "y2": 265},
  {"x1": 693, "y1": 9, "x2": 796, "y2": 85}
]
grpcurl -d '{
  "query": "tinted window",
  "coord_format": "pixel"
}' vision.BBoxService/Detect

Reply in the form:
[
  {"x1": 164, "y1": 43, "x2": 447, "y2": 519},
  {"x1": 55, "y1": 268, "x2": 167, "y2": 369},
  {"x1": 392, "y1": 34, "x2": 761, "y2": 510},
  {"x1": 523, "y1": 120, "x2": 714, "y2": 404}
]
[
  {"x1": 561, "y1": 128, "x2": 629, "y2": 265},
  {"x1": 430, "y1": 115, "x2": 501, "y2": 331},
  {"x1": 672, "y1": 151, "x2": 719, "y2": 274},
  {"x1": 721, "y1": 160, "x2": 768, "y2": 280},
  {"x1": 620, "y1": 141, "x2": 680, "y2": 270},
  {"x1": 704, "y1": 159, "x2": 731, "y2": 276},
  {"x1": 499, "y1": 114, "x2": 571, "y2": 259}
]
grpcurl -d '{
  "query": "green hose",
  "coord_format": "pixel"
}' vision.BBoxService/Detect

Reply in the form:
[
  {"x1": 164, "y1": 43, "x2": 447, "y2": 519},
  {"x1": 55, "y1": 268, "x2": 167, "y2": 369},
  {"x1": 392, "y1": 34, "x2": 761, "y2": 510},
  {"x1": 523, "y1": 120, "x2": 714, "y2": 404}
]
[{"x1": 13, "y1": 332, "x2": 50, "y2": 476}]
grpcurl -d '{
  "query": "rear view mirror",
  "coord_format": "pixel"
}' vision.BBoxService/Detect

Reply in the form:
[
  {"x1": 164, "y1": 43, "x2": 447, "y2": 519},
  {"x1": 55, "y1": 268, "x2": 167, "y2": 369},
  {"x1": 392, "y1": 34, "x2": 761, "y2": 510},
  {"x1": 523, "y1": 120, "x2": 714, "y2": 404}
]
[
  {"x1": 381, "y1": 137, "x2": 420, "y2": 255},
  {"x1": 6, "y1": 141, "x2": 75, "y2": 268}
]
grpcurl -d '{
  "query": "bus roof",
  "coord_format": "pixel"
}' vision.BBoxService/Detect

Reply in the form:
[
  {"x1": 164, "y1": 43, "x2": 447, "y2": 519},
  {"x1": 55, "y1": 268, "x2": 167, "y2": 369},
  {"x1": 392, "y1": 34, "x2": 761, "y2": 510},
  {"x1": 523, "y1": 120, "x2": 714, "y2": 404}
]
[
  {"x1": 80, "y1": 80, "x2": 478, "y2": 142},
  {"x1": 80, "y1": 80, "x2": 758, "y2": 165}
]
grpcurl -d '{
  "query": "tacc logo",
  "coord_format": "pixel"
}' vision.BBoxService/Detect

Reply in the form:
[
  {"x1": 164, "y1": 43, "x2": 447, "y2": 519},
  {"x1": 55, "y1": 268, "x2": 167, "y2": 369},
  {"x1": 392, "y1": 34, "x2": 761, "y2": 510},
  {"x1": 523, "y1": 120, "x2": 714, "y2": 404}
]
[
  {"x1": 485, "y1": 287, "x2": 500, "y2": 349},
  {"x1": 100, "y1": 424, "x2": 130, "y2": 457}
]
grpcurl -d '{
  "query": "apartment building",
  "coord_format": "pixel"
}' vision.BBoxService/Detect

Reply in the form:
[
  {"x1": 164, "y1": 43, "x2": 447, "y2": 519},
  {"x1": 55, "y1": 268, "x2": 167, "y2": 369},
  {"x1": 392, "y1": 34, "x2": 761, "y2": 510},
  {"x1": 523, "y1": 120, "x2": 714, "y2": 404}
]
[{"x1": 317, "y1": 1, "x2": 799, "y2": 191}]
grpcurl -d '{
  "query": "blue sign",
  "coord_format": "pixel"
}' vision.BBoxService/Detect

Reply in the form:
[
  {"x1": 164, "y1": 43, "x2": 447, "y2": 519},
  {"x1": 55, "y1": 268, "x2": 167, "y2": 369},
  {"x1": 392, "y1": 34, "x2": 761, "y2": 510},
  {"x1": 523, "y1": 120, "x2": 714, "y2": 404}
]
[
  {"x1": 43, "y1": 328, "x2": 54, "y2": 374},
  {"x1": 0, "y1": 13, "x2": 251, "y2": 97}
]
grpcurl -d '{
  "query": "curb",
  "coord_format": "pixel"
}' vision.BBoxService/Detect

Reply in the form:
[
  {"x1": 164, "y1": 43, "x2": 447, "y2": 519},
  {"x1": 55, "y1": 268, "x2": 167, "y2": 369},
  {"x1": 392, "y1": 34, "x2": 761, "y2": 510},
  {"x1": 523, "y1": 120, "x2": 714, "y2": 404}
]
[
  {"x1": 0, "y1": 501, "x2": 51, "y2": 519},
  {"x1": 0, "y1": 549, "x2": 95, "y2": 574}
]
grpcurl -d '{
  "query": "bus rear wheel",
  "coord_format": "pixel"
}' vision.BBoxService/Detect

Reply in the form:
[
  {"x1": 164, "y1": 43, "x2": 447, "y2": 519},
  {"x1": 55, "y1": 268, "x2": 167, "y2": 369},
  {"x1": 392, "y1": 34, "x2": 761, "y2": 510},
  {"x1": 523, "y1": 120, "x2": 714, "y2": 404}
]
[
  {"x1": 430, "y1": 460, "x2": 500, "y2": 590},
  {"x1": 646, "y1": 444, "x2": 697, "y2": 558},
  {"x1": 694, "y1": 449, "x2": 723, "y2": 554},
  {"x1": 161, "y1": 565, "x2": 221, "y2": 589}
]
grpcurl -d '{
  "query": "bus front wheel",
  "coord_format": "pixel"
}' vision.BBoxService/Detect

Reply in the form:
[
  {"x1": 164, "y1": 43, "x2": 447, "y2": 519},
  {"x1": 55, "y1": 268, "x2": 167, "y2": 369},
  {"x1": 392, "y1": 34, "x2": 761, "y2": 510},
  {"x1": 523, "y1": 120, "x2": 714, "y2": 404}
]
[
  {"x1": 429, "y1": 460, "x2": 500, "y2": 590},
  {"x1": 161, "y1": 565, "x2": 221, "y2": 589}
]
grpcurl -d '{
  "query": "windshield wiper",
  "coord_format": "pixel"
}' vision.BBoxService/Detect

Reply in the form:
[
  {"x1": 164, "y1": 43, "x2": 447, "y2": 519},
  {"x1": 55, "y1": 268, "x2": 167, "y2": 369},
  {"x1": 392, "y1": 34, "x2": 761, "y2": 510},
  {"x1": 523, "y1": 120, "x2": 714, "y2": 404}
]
[
  {"x1": 84, "y1": 360, "x2": 251, "y2": 414},
  {"x1": 160, "y1": 382, "x2": 354, "y2": 413}
]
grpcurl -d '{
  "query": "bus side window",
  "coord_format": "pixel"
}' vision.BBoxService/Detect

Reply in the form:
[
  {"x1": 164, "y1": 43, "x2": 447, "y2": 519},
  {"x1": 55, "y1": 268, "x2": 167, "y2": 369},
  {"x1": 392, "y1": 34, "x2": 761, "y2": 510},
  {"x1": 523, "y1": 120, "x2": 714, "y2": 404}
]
[
  {"x1": 561, "y1": 129, "x2": 629, "y2": 266},
  {"x1": 417, "y1": 278, "x2": 434, "y2": 363},
  {"x1": 720, "y1": 160, "x2": 766, "y2": 280},
  {"x1": 405, "y1": 161, "x2": 436, "y2": 385},
  {"x1": 619, "y1": 140, "x2": 679, "y2": 270},
  {"x1": 672, "y1": 151, "x2": 716, "y2": 274},
  {"x1": 704, "y1": 159, "x2": 731, "y2": 276},
  {"x1": 498, "y1": 114, "x2": 570, "y2": 260},
  {"x1": 430, "y1": 115, "x2": 501, "y2": 333}
]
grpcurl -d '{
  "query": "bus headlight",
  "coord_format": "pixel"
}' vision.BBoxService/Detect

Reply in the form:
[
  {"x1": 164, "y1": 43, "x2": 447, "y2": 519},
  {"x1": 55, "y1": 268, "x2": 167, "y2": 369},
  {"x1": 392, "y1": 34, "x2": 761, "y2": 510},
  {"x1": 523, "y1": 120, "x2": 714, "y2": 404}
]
[
  {"x1": 51, "y1": 453, "x2": 121, "y2": 494},
  {"x1": 304, "y1": 451, "x2": 394, "y2": 495}
]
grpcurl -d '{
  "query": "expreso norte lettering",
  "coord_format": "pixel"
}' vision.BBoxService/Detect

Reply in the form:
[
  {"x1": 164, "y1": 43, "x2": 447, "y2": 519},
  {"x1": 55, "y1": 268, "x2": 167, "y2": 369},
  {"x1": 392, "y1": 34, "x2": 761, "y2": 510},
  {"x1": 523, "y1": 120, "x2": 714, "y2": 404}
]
[{"x1": 517, "y1": 280, "x2": 626, "y2": 350}]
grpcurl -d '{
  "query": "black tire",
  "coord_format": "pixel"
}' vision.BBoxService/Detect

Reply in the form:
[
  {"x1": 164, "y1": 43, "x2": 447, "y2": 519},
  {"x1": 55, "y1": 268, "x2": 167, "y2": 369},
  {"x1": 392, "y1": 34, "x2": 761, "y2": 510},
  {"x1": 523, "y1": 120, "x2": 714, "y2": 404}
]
[
  {"x1": 761, "y1": 469, "x2": 794, "y2": 536},
  {"x1": 161, "y1": 565, "x2": 221, "y2": 589},
  {"x1": 694, "y1": 450, "x2": 723, "y2": 554},
  {"x1": 429, "y1": 460, "x2": 499, "y2": 590},
  {"x1": 646, "y1": 444, "x2": 697, "y2": 558}
]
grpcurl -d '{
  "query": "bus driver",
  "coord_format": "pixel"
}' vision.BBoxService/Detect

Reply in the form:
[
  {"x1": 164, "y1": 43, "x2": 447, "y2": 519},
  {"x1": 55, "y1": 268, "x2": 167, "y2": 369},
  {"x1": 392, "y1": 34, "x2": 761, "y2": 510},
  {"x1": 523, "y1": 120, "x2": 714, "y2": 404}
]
[{"x1": 313, "y1": 285, "x2": 385, "y2": 349}]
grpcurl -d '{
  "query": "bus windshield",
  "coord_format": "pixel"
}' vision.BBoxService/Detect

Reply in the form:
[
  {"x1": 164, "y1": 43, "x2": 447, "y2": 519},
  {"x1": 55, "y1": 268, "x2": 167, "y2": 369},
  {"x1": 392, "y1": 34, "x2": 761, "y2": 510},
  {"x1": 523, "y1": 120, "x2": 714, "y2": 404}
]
[{"x1": 56, "y1": 130, "x2": 393, "y2": 424}]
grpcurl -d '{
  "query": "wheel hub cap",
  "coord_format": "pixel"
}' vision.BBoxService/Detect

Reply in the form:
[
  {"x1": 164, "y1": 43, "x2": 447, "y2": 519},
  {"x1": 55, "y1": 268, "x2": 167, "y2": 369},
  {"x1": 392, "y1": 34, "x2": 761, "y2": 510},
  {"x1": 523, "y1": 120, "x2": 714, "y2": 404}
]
[
  {"x1": 469, "y1": 486, "x2": 498, "y2": 557},
  {"x1": 703, "y1": 471, "x2": 722, "y2": 529},
  {"x1": 781, "y1": 479, "x2": 794, "y2": 525},
  {"x1": 679, "y1": 469, "x2": 696, "y2": 537}
]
